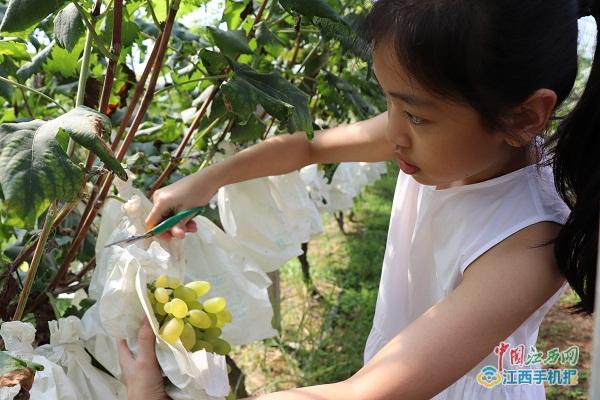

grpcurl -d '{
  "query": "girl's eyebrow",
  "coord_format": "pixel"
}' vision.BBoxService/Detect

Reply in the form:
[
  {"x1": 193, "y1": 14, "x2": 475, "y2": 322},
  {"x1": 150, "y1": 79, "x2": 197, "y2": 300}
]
[{"x1": 387, "y1": 91, "x2": 434, "y2": 107}]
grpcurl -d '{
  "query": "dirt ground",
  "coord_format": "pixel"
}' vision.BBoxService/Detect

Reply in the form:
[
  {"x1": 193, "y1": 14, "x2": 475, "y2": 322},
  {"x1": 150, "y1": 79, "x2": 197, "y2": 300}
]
[{"x1": 538, "y1": 286, "x2": 593, "y2": 399}]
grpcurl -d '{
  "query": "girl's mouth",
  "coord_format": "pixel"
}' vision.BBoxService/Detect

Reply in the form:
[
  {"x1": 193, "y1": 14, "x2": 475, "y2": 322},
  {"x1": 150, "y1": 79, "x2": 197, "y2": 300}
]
[{"x1": 395, "y1": 152, "x2": 419, "y2": 175}]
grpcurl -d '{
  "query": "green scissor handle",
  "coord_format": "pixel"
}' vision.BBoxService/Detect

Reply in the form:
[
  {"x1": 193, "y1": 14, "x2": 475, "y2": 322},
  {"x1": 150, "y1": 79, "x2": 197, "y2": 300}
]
[{"x1": 149, "y1": 206, "x2": 206, "y2": 236}]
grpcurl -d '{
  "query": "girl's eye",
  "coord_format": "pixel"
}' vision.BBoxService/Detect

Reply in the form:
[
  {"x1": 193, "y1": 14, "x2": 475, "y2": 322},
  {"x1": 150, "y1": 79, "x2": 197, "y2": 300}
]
[{"x1": 404, "y1": 111, "x2": 425, "y2": 125}]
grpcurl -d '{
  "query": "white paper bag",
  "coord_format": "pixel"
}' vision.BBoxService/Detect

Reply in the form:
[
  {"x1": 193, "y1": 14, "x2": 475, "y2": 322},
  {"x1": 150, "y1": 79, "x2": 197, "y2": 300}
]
[
  {"x1": 0, "y1": 321, "x2": 81, "y2": 400},
  {"x1": 34, "y1": 317, "x2": 127, "y2": 400}
]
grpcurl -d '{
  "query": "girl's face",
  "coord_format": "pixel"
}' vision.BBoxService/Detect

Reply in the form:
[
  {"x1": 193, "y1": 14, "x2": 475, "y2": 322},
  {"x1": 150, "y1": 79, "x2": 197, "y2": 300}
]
[{"x1": 372, "y1": 43, "x2": 534, "y2": 189}]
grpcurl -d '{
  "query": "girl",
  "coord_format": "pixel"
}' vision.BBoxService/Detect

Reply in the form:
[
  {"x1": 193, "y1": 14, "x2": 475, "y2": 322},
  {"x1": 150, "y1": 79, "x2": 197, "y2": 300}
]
[{"x1": 118, "y1": 0, "x2": 599, "y2": 398}]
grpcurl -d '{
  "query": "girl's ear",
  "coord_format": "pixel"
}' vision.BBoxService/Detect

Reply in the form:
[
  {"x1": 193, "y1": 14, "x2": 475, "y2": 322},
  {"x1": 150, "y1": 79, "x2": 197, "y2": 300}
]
[{"x1": 503, "y1": 89, "x2": 558, "y2": 147}]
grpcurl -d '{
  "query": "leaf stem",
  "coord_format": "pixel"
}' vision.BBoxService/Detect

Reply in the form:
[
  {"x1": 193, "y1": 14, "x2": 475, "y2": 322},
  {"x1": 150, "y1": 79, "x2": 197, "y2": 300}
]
[
  {"x1": 0, "y1": 76, "x2": 66, "y2": 112},
  {"x1": 71, "y1": 0, "x2": 118, "y2": 61},
  {"x1": 12, "y1": 202, "x2": 57, "y2": 321},
  {"x1": 154, "y1": 75, "x2": 228, "y2": 95}
]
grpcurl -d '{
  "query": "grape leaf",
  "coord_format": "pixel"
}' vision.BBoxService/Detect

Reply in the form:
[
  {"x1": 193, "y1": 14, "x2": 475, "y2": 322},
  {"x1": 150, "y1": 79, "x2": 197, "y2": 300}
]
[
  {"x1": 0, "y1": 0, "x2": 67, "y2": 33},
  {"x1": 223, "y1": 0, "x2": 249, "y2": 30},
  {"x1": 0, "y1": 352, "x2": 44, "y2": 375},
  {"x1": 41, "y1": 106, "x2": 127, "y2": 180},
  {"x1": 207, "y1": 27, "x2": 252, "y2": 57},
  {"x1": 0, "y1": 40, "x2": 30, "y2": 62},
  {"x1": 230, "y1": 113, "x2": 266, "y2": 144},
  {"x1": 221, "y1": 58, "x2": 312, "y2": 136},
  {"x1": 53, "y1": 3, "x2": 84, "y2": 52},
  {"x1": 43, "y1": 39, "x2": 83, "y2": 78},
  {"x1": 16, "y1": 40, "x2": 54, "y2": 80},
  {"x1": 0, "y1": 107, "x2": 126, "y2": 227},
  {"x1": 278, "y1": 0, "x2": 341, "y2": 21},
  {"x1": 0, "y1": 120, "x2": 84, "y2": 227}
]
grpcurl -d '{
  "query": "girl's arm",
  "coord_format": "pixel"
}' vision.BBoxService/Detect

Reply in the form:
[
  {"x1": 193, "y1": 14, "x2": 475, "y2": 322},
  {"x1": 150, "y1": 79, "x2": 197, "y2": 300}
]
[
  {"x1": 146, "y1": 112, "x2": 392, "y2": 234},
  {"x1": 207, "y1": 111, "x2": 393, "y2": 189},
  {"x1": 252, "y1": 221, "x2": 566, "y2": 399}
]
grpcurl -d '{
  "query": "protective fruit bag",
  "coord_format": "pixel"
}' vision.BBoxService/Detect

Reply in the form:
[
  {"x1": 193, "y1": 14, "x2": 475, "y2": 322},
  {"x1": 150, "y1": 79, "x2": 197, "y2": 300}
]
[
  {"x1": 0, "y1": 321, "x2": 82, "y2": 400},
  {"x1": 82, "y1": 180, "x2": 276, "y2": 399},
  {"x1": 218, "y1": 171, "x2": 321, "y2": 273}
]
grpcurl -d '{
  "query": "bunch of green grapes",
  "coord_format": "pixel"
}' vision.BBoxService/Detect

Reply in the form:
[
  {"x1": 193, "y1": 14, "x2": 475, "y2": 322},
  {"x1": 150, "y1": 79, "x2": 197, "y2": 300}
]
[{"x1": 147, "y1": 274, "x2": 233, "y2": 355}]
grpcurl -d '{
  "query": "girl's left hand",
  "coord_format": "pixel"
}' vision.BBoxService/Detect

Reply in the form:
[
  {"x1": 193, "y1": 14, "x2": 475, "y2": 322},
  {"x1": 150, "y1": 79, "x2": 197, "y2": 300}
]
[{"x1": 117, "y1": 319, "x2": 170, "y2": 400}]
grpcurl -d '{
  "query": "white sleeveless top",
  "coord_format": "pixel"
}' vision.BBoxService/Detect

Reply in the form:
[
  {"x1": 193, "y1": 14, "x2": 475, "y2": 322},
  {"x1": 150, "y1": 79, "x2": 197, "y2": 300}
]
[{"x1": 363, "y1": 159, "x2": 571, "y2": 399}]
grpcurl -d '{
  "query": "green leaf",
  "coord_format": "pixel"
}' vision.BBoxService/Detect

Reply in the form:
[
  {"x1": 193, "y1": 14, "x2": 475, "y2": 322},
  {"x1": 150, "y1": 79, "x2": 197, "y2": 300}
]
[
  {"x1": 207, "y1": 27, "x2": 252, "y2": 57},
  {"x1": 278, "y1": 0, "x2": 341, "y2": 21},
  {"x1": 43, "y1": 38, "x2": 83, "y2": 78},
  {"x1": 0, "y1": 119, "x2": 84, "y2": 228},
  {"x1": 0, "y1": 107, "x2": 125, "y2": 227},
  {"x1": 256, "y1": 23, "x2": 285, "y2": 56},
  {"x1": 53, "y1": 3, "x2": 84, "y2": 52},
  {"x1": 230, "y1": 113, "x2": 266, "y2": 144},
  {"x1": 0, "y1": 40, "x2": 30, "y2": 62},
  {"x1": 16, "y1": 40, "x2": 54, "y2": 81},
  {"x1": 199, "y1": 49, "x2": 228, "y2": 75},
  {"x1": 42, "y1": 106, "x2": 127, "y2": 180},
  {"x1": 221, "y1": 59, "x2": 313, "y2": 136},
  {"x1": 0, "y1": 0, "x2": 67, "y2": 33},
  {"x1": 0, "y1": 352, "x2": 44, "y2": 375},
  {"x1": 223, "y1": 0, "x2": 250, "y2": 30}
]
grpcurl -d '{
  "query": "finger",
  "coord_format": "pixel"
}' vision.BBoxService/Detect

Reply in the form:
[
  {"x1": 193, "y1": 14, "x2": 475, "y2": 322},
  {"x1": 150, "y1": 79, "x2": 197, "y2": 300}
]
[
  {"x1": 137, "y1": 319, "x2": 158, "y2": 365},
  {"x1": 171, "y1": 225, "x2": 186, "y2": 239},
  {"x1": 117, "y1": 337, "x2": 134, "y2": 368},
  {"x1": 145, "y1": 207, "x2": 166, "y2": 231},
  {"x1": 186, "y1": 220, "x2": 197, "y2": 233}
]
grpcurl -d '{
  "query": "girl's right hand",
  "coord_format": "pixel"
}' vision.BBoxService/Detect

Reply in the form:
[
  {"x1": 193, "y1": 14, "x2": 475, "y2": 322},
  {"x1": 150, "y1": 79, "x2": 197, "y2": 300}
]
[{"x1": 146, "y1": 170, "x2": 219, "y2": 239}]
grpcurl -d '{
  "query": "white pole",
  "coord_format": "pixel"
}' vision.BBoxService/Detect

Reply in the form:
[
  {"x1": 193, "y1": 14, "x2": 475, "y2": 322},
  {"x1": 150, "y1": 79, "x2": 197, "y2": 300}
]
[{"x1": 589, "y1": 212, "x2": 600, "y2": 399}]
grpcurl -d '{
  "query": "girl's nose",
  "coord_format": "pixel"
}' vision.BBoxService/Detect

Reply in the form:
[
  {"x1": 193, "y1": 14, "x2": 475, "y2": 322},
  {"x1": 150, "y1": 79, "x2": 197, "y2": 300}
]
[{"x1": 387, "y1": 114, "x2": 412, "y2": 148}]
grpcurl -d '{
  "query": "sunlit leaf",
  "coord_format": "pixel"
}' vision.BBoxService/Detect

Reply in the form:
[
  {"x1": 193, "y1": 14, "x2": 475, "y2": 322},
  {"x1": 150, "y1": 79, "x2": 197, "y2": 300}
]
[{"x1": 53, "y1": 3, "x2": 84, "y2": 52}]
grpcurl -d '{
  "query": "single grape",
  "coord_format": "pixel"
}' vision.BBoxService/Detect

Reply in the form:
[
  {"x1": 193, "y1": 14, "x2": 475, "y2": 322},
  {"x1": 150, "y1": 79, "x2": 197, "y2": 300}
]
[
  {"x1": 168, "y1": 276, "x2": 182, "y2": 289},
  {"x1": 154, "y1": 288, "x2": 170, "y2": 304},
  {"x1": 173, "y1": 286, "x2": 197, "y2": 303},
  {"x1": 154, "y1": 302, "x2": 167, "y2": 316},
  {"x1": 163, "y1": 301, "x2": 173, "y2": 314},
  {"x1": 185, "y1": 281, "x2": 211, "y2": 297},
  {"x1": 147, "y1": 290, "x2": 157, "y2": 306},
  {"x1": 159, "y1": 317, "x2": 184, "y2": 345},
  {"x1": 167, "y1": 298, "x2": 188, "y2": 319},
  {"x1": 180, "y1": 322, "x2": 196, "y2": 351},
  {"x1": 203, "y1": 297, "x2": 226, "y2": 314},
  {"x1": 207, "y1": 312, "x2": 218, "y2": 327},
  {"x1": 217, "y1": 309, "x2": 233, "y2": 324},
  {"x1": 192, "y1": 339, "x2": 214, "y2": 353},
  {"x1": 187, "y1": 309, "x2": 212, "y2": 329},
  {"x1": 211, "y1": 338, "x2": 232, "y2": 355},
  {"x1": 155, "y1": 274, "x2": 168, "y2": 288},
  {"x1": 187, "y1": 300, "x2": 203, "y2": 310},
  {"x1": 204, "y1": 327, "x2": 222, "y2": 339}
]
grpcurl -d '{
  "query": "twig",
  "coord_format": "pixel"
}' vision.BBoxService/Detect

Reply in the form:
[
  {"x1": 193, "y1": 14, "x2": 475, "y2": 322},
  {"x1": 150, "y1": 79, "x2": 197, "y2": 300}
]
[
  {"x1": 148, "y1": 83, "x2": 221, "y2": 195},
  {"x1": 71, "y1": 0, "x2": 118, "y2": 61},
  {"x1": 0, "y1": 77, "x2": 66, "y2": 112},
  {"x1": 99, "y1": 0, "x2": 123, "y2": 114},
  {"x1": 13, "y1": 203, "x2": 57, "y2": 321},
  {"x1": 42, "y1": 0, "x2": 183, "y2": 296}
]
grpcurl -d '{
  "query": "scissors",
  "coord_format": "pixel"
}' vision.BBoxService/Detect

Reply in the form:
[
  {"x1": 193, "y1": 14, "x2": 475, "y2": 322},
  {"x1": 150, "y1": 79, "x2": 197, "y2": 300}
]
[{"x1": 104, "y1": 206, "x2": 205, "y2": 248}]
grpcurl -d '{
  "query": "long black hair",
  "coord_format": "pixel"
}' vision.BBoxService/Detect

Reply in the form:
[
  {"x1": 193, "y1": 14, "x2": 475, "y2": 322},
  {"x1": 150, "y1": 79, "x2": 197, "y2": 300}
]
[{"x1": 361, "y1": 0, "x2": 599, "y2": 314}]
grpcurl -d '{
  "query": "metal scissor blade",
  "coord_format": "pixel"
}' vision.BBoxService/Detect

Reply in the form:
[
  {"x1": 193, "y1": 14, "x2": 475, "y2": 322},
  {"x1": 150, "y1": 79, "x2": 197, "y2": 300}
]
[{"x1": 104, "y1": 232, "x2": 153, "y2": 248}]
